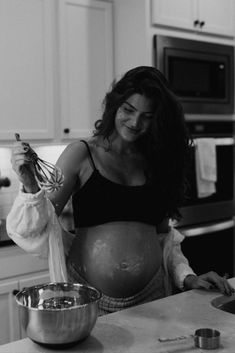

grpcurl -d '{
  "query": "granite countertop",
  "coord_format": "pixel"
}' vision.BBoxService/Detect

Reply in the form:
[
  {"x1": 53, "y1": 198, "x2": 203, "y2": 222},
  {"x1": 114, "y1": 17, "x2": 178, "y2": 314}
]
[{"x1": 1, "y1": 278, "x2": 235, "y2": 353}]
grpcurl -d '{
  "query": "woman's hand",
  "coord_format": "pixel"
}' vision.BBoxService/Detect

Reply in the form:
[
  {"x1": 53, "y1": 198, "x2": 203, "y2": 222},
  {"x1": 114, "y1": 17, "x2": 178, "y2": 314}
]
[
  {"x1": 184, "y1": 272, "x2": 235, "y2": 296},
  {"x1": 11, "y1": 142, "x2": 39, "y2": 193}
]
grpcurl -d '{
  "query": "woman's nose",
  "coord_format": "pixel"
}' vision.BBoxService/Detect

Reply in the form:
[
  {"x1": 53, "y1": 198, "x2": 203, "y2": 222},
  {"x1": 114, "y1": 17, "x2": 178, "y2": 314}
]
[{"x1": 130, "y1": 113, "x2": 141, "y2": 128}]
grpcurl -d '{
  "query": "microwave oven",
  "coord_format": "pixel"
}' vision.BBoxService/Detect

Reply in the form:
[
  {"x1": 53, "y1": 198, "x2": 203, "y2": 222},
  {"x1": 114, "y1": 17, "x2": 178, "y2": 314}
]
[{"x1": 153, "y1": 35, "x2": 234, "y2": 114}]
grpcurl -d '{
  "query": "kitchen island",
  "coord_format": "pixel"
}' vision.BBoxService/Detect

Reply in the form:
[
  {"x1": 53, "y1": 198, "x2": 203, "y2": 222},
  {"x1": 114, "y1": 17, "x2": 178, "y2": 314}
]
[{"x1": 1, "y1": 278, "x2": 235, "y2": 352}]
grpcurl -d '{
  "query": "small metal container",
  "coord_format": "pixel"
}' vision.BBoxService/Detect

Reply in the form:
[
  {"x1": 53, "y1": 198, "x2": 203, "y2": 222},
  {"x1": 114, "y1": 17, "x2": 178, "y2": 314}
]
[
  {"x1": 194, "y1": 328, "x2": 220, "y2": 350},
  {"x1": 15, "y1": 282, "x2": 101, "y2": 348}
]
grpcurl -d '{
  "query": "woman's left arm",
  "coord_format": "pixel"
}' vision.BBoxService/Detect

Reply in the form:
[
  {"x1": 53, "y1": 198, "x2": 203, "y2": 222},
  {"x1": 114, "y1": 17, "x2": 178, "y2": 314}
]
[
  {"x1": 184, "y1": 272, "x2": 234, "y2": 295},
  {"x1": 165, "y1": 227, "x2": 234, "y2": 295},
  {"x1": 162, "y1": 227, "x2": 196, "y2": 290}
]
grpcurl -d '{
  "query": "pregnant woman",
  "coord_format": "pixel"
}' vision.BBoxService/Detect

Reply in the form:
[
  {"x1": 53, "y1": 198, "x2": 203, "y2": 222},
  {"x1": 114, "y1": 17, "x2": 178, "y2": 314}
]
[{"x1": 7, "y1": 66, "x2": 234, "y2": 315}]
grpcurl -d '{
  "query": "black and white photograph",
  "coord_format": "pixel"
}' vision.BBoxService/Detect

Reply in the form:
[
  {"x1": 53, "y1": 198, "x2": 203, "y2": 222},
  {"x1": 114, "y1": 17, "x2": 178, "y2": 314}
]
[{"x1": 0, "y1": 0, "x2": 235, "y2": 351}]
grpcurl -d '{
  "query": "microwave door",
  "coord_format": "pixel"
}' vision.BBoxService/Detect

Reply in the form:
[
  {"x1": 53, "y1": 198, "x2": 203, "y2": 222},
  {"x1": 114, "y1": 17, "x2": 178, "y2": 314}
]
[{"x1": 153, "y1": 35, "x2": 234, "y2": 114}]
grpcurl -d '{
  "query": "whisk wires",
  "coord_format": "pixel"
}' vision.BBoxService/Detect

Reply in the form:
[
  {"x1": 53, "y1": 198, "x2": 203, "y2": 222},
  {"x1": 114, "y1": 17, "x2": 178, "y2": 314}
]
[{"x1": 15, "y1": 133, "x2": 64, "y2": 192}]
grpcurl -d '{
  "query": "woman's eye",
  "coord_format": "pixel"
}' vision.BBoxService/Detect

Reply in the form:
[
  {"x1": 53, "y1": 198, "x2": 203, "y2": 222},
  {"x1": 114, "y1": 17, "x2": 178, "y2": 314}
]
[
  {"x1": 123, "y1": 107, "x2": 133, "y2": 114},
  {"x1": 142, "y1": 114, "x2": 154, "y2": 120}
]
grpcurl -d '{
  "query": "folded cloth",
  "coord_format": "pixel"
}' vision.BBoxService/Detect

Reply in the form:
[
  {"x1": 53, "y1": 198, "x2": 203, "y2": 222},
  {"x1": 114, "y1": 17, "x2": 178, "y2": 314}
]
[{"x1": 195, "y1": 138, "x2": 217, "y2": 198}]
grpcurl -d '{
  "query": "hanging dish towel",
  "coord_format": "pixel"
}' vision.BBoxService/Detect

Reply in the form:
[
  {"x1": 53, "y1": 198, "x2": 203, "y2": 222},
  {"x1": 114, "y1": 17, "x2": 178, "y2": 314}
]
[{"x1": 195, "y1": 138, "x2": 217, "y2": 198}]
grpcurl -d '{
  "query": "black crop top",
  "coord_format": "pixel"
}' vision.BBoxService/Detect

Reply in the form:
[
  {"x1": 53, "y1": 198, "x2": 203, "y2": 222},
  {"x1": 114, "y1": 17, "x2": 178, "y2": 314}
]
[{"x1": 72, "y1": 141, "x2": 167, "y2": 228}]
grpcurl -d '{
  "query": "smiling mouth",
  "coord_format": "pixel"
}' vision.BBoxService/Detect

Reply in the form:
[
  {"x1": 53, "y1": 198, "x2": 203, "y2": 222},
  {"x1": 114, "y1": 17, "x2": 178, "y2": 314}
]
[{"x1": 125, "y1": 126, "x2": 140, "y2": 134}]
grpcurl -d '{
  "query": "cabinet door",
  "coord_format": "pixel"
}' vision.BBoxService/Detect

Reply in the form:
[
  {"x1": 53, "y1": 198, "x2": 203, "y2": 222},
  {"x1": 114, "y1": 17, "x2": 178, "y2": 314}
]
[
  {"x1": 152, "y1": 0, "x2": 197, "y2": 30},
  {"x1": 19, "y1": 272, "x2": 50, "y2": 339},
  {"x1": 59, "y1": 0, "x2": 113, "y2": 140},
  {"x1": 197, "y1": 0, "x2": 235, "y2": 36},
  {"x1": 0, "y1": 280, "x2": 20, "y2": 345},
  {"x1": 152, "y1": 0, "x2": 235, "y2": 37},
  {"x1": 0, "y1": 0, "x2": 55, "y2": 140}
]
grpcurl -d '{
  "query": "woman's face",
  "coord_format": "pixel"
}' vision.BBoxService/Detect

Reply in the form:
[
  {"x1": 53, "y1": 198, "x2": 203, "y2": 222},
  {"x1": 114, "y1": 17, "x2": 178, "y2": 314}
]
[{"x1": 115, "y1": 94, "x2": 154, "y2": 142}]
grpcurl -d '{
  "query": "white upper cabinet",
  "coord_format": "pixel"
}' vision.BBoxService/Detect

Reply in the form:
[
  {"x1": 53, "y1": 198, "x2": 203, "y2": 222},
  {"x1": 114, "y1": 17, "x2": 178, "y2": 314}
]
[
  {"x1": 0, "y1": 0, "x2": 113, "y2": 142},
  {"x1": 152, "y1": 0, "x2": 235, "y2": 37},
  {"x1": 197, "y1": 0, "x2": 235, "y2": 36},
  {"x1": 59, "y1": 0, "x2": 113, "y2": 140},
  {"x1": 152, "y1": 0, "x2": 196, "y2": 31},
  {"x1": 0, "y1": 0, "x2": 55, "y2": 140}
]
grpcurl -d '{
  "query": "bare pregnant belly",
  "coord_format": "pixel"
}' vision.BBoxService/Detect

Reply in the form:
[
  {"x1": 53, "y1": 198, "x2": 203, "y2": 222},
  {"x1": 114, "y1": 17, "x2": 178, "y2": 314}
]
[{"x1": 68, "y1": 222, "x2": 163, "y2": 297}]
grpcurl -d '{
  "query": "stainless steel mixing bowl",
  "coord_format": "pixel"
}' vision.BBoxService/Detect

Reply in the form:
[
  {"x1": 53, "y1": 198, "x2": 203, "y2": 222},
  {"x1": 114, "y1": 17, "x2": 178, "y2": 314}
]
[{"x1": 15, "y1": 282, "x2": 101, "y2": 348}]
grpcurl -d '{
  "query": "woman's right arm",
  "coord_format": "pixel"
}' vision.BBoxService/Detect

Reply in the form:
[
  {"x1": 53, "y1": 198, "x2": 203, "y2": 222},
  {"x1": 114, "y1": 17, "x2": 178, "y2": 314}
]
[
  {"x1": 10, "y1": 140, "x2": 84, "y2": 213},
  {"x1": 6, "y1": 140, "x2": 85, "y2": 254}
]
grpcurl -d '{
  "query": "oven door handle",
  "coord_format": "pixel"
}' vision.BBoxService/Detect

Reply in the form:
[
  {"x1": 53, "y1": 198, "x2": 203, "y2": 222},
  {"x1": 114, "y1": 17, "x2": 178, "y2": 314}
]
[
  {"x1": 194, "y1": 137, "x2": 234, "y2": 146},
  {"x1": 180, "y1": 219, "x2": 235, "y2": 237}
]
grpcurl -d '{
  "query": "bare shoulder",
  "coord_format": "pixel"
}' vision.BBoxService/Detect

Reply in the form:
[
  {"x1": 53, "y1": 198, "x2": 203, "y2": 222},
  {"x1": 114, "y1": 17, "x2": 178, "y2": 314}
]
[
  {"x1": 60, "y1": 139, "x2": 88, "y2": 158},
  {"x1": 56, "y1": 139, "x2": 91, "y2": 171}
]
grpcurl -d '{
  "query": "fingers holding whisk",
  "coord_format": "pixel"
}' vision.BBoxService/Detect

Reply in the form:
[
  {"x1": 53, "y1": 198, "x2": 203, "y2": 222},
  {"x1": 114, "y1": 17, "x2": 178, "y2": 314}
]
[{"x1": 14, "y1": 133, "x2": 64, "y2": 193}]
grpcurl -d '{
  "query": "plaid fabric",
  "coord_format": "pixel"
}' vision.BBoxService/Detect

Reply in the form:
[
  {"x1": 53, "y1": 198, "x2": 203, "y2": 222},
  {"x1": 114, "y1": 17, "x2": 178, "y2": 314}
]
[{"x1": 67, "y1": 259, "x2": 167, "y2": 316}]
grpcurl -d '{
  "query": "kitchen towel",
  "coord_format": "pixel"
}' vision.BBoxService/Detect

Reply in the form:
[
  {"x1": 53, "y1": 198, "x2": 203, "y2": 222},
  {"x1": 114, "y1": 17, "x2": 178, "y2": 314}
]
[{"x1": 195, "y1": 138, "x2": 217, "y2": 198}]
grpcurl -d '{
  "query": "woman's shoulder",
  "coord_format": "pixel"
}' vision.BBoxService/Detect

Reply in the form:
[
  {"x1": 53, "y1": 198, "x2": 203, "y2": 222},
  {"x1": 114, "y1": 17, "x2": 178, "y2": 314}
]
[
  {"x1": 61, "y1": 138, "x2": 94, "y2": 162},
  {"x1": 54, "y1": 139, "x2": 91, "y2": 175}
]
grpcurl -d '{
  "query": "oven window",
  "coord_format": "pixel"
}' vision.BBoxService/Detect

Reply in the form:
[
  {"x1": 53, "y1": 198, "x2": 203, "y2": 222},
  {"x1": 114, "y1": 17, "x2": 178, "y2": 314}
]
[{"x1": 180, "y1": 224, "x2": 234, "y2": 277}]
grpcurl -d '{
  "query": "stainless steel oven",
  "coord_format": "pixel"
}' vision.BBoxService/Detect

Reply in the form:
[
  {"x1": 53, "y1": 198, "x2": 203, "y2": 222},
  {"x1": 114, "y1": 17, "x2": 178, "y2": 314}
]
[
  {"x1": 178, "y1": 121, "x2": 235, "y2": 227},
  {"x1": 177, "y1": 120, "x2": 235, "y2": 277}
]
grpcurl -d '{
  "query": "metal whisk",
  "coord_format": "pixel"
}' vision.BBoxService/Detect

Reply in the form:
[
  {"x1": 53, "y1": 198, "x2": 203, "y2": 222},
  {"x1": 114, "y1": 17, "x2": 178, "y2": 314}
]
[{"x1": 15, "y1": 133, "x2": 64, "y2": 192}]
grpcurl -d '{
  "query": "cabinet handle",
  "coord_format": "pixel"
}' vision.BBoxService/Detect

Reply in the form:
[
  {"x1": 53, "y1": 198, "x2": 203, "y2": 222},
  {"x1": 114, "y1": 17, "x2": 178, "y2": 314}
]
[
  {"x1": 12, "y1": 289, "x2": 19, "y2": 296},
  {"x1": 200, "y1": 21, "x2": 205, "y2": 28},
  {"x1": 63, "y1": 128, "x2": 70, "y2": 134},
  {"x1": 194, "y1": 19, "x2": 199, "y2": 27}
]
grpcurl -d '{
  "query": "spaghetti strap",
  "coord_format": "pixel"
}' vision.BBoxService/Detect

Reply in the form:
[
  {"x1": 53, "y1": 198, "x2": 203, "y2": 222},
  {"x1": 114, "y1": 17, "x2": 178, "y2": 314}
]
[{"x1": 80, "y1": 140, "x2": 97, "y2": 171}]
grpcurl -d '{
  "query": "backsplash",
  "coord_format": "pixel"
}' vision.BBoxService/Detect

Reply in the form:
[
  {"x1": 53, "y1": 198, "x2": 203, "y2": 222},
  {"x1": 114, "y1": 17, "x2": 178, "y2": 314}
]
[
  {"x1": 0, "y1": 147, "x2": 19, "y2": 219},
  {"x1": 0, "y1": 144, "x2": 68, "y2": 220}
]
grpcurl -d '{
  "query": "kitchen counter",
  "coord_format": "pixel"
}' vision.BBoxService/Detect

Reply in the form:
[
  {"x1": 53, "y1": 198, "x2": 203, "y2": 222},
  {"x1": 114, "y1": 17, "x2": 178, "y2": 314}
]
[{"x1": 2, "y1": 278, "x2": 235, "y2": 352}]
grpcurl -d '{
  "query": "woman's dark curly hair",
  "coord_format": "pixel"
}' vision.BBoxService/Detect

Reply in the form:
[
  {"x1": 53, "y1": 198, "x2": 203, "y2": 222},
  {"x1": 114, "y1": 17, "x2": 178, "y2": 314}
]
[{"x1": 94, "y1": 66, "x2": 193, "y2": 221}]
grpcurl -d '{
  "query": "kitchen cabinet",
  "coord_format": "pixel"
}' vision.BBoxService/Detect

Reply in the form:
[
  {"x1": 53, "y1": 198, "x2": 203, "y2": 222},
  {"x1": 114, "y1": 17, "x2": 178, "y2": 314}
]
[
  {"x1": 0, "y1": 246, "x2": 49, "y2": 345},
  {"x1": 152, "y1": 0, "x2": 235, "y2": 37},
  {"x1": 0, "y1": 272, "x2": 50, "y2": 345},
  {"x1": 0, "y1": 0, "x2": 55, "y2": 140},
  {"x1": 0, "y1": 0, "x2": 113, "y2": 142},
  {"x1": 0, "y1": 279, "x2": 20, "y2": 345},
  {"x1": 113, "y1": 0, "x2": 235, "y2": 79},
  {"x1": 59, "y1": 0, "x2": 113, "y2": 140}
]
